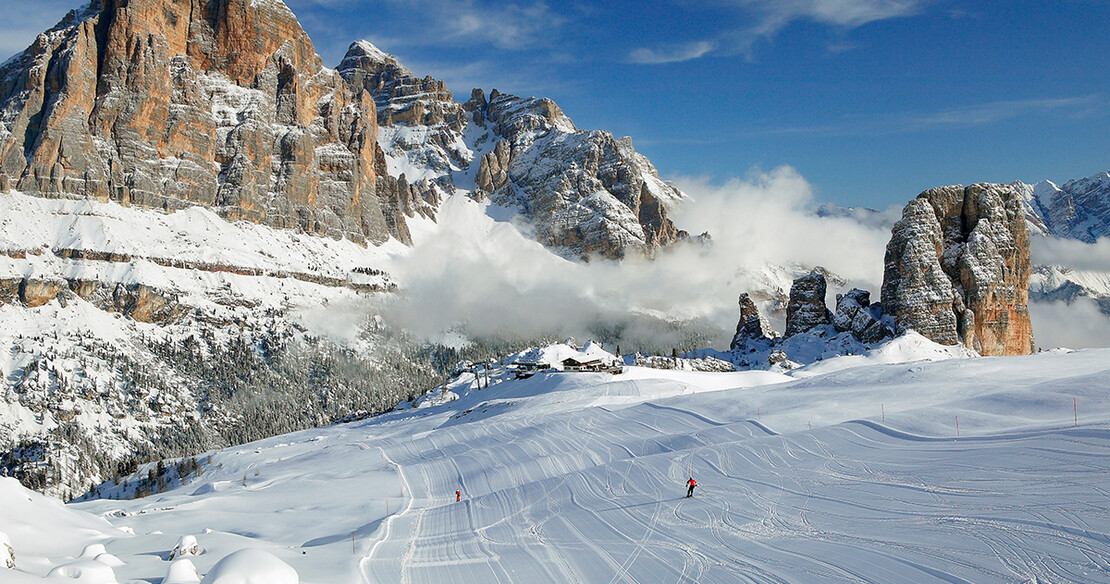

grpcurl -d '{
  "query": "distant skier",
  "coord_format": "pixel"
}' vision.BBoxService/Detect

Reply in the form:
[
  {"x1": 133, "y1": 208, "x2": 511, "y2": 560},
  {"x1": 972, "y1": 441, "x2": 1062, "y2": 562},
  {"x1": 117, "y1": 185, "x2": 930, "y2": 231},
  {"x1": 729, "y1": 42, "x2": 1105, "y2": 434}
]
[
  {"x1": 456, "y1": 490, "x2": 461, "y2": 502},
  {"x1": 686, "y1": 477, "x2": 697, "y2": 498}
]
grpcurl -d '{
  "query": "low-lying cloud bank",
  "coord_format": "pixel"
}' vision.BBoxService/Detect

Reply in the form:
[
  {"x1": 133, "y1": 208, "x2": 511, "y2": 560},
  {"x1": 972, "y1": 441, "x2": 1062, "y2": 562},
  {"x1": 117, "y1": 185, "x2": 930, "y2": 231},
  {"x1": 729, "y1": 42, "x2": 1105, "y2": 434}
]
[
  {"x1": 382, "y1": 166, "x2": 897, "y2": 352},
  {"x1": 1031, "y1": 235, "x2": 1110, "y2": 273},
  {"x1": 1030, "y1": 297, "x2": 1110, "y2": 350},
  {"x1": 372, "y1": 166, "x2": 1110, "y2": 352},
  {"x1": 1029, "y1": 235, "x2": 1110, "y2": 349}
]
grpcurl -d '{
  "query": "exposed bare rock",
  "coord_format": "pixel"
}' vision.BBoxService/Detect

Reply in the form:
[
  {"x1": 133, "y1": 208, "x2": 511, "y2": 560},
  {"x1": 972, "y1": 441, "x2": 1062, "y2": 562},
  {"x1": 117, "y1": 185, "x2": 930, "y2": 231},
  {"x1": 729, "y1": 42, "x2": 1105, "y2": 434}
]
[
  {"x1": 347, "y1": 55, "x2": 691, "y2": 259},
  {"x1": 110, "y1": 283, "x2": 183, "y2": 324},
  {"x1": 476, "y1": 140, "x2": 511, "y2": 194},
  {"x1": 0, "y1": 174, "x2": 9, "y2": 193},
  {"x1": 881, "y1": 184, "x2": 1032, "y2": 355},
  {"x1": 339, "y1": 41, "x2": 461, "y2": 129},
  {"x1": 2, "y1": 532, "x2": 13, "y2": 569},
  {"x1": 730, "y1": 293, "x2": 777, "y2": 350},
  {"x1": 2, "y1": 3, "x2": 694, "y2": 262},
  {"x1": 0, "y1": 278, "x2": 19, "y2": 304},
  {"x1": 880, "y1": 196, "x2": 958, "y2": 344},
  {"x1": 784, "y1": 271, "x2": 832, "y2": 337},
  {"x1": 463, "y1": 88, "x2": 489, "y2": 125},
  {"x1": 833, "y1": 289, "x2": 893, "y2": 344},
  {"x1": 339, "y1": 40, "x2": 458, "y2": 225},
  {"x1": 0, "y1": 0, "x2": 398, "y2": 244},
  {"x1": 476, "y1": 91, "x2": 688, "y2": 259},
  {"x1": 18, "y1": 279, "x2": 68, "y2": 308}
]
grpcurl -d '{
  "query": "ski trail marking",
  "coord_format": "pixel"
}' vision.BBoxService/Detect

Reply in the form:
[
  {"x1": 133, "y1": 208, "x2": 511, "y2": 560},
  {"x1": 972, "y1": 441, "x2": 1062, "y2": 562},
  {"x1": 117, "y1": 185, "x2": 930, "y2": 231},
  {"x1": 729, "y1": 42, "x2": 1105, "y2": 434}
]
[{"x1": 360, "y1": 445, "x2": 416, "y2": 584}]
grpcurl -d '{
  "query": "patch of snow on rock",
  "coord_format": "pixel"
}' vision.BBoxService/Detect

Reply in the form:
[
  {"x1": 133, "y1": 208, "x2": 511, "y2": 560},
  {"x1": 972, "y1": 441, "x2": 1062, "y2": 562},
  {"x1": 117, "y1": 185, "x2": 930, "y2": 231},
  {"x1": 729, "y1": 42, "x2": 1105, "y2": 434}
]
[
  {"x1": 1, "y1": 530, "x2": 13, "y2": 569},
  {"x1": 170, "y1": 535, "x2": 200, "y2": 560}
]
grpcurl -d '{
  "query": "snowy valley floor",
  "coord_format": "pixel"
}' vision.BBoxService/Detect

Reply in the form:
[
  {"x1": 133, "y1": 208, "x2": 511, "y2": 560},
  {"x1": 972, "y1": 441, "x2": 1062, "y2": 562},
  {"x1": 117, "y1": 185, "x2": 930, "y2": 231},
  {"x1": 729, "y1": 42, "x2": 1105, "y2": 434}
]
[{"x1": 4, "y1": 340, "x2": 1110, "y2": 583}]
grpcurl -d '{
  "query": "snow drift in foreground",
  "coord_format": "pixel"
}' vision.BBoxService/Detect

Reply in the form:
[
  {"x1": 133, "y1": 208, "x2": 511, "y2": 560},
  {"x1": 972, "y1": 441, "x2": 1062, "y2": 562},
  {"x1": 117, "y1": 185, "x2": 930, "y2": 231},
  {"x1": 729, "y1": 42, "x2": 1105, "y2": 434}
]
[{"x1": 2, "y1": 338, "x2": 1110, "y2": 583}]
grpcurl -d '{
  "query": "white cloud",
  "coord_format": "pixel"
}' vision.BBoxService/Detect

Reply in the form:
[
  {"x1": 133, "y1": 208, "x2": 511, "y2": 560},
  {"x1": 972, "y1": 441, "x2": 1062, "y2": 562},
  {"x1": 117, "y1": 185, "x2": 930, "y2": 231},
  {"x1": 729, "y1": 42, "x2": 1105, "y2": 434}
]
[
  {"x1": 1032, "y1": 236, "x2": 1110, "y2": 273},
  {"x1": 383, "y1": 166, "x2": 895, "y2": 352},
  {"x1": 751, "y1": 95, "x2": 1106, "y2": 137},
  {"x1": 322, "y1": 0, "x2": 567, "y2": 52},
  {"x1": 747, "y1": 0, "x2": 924, "y2": 30},
  {"x1": 1030, "y1": 298, "x2": 1110, "y2": 350},
  {"x1": 629, "y1": 0, "x2": 925, "y2": 64},
  {"x1": 627, "y1": 41, "x2": 716, "y2": 64},
  {"x1": 916, "y1": 96, "x2": 1102, "y2": 128}
]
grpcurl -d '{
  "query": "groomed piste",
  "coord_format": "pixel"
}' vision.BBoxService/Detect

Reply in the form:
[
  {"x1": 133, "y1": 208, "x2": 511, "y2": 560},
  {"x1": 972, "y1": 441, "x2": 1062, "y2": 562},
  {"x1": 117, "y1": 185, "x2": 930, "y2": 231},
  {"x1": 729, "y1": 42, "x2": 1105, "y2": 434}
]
[{"x1": 3, "y1": 335, "x2": 1110, "y2": 583}]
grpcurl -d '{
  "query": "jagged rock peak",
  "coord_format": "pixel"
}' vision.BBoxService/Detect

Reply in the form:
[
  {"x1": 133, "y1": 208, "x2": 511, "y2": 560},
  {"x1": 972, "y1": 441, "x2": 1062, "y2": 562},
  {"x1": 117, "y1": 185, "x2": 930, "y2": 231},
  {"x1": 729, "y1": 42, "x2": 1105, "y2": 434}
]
[
  {"x1": 730, "y1": 293, "x2": 777, "y2": 350},
  {"x1": 0, "y1": 0, "x2": 406, "y2": 245},
  {"x1": 881, "y1": 183, "x2": 1032, "y2": 355},
  {"x1": 471, "y1": 87, "x2": 687, "y2": 260},
  {"x1": 339, "y1": 40, "x2": 412, "y2": 77},
  {"x1": 833, "y1": 289, "x2": 892, "y2": 344},
  {"x1": 784, "y1": 271, "x2": 832, "y2": 337}
]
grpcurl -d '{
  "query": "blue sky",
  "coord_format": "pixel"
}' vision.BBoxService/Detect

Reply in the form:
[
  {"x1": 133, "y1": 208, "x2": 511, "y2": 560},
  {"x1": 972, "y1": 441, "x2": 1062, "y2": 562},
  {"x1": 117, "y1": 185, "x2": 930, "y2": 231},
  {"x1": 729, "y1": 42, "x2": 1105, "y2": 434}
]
[{"x1": 3, "y1": 0, "x2": 1108, "y2": 208}]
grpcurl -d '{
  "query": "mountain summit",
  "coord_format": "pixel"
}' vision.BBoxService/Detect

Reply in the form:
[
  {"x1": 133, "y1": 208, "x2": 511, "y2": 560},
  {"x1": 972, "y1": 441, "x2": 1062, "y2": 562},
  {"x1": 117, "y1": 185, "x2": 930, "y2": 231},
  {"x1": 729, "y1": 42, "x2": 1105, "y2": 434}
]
[{"x1": 0, "y1": 0, "x2": 397, "y2": 244}]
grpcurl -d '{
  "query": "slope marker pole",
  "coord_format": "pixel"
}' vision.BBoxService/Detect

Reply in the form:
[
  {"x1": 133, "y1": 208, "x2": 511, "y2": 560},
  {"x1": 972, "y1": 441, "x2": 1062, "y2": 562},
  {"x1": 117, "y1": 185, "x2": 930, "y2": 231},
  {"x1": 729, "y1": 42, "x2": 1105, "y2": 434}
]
[
  {"x1": 881, "y1": 403, "x2": 885, "y2": 422},
  {"x1": 1074, "y1": 398, "x2": 1078, "y2": 427},
  {"x1": 352, "y1": 533, "x2": 356, "y2": 554},
  {"x1": 956, "y1": 415, "x2": 959, "y2": 437}
]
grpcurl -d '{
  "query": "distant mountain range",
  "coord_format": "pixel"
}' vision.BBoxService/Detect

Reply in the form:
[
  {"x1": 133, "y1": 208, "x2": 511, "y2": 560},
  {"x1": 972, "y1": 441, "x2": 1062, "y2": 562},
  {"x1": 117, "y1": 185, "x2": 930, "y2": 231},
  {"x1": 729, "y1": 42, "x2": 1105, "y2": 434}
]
[{"x1": 1017, "y1": 172, "x2": 1110, "y2": 315}]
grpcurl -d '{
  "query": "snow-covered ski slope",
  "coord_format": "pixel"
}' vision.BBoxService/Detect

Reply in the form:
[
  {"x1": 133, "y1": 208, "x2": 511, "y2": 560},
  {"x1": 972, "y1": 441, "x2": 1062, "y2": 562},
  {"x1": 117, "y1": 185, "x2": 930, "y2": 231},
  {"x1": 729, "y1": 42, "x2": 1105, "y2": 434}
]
[{"x1": 5, "y1": 336, "x2": 1110, "y2": 583}]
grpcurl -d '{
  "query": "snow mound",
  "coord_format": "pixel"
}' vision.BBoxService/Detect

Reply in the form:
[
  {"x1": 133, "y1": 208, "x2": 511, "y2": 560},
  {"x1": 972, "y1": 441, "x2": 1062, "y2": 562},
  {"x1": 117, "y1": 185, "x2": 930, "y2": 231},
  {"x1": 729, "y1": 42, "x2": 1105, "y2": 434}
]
[
  {"x1": 80, "y1": 544, "x2": 107, "y2": 558},
  {"x1": 191, "y1": 482, "x2": 236, "y2": 496},
  {"x1": 791, "y1": 330, "x2": 977, "y2": 378},
  {"x1": 93, "y1": 553, "x2": 125, "y2": 567},
  {"x1": 46, "y1": 559, "x2": 118, "y2": 583},
  {"x1": 199, "y1": 549, "x2": 298, "y2": 584},
  {"x1": 170, "y1": 535, "x2": 200, "y2": 560},
  {"x1": 0, "y1": 478, "x2": 117, "y2": 568},
  {"x1": 1, "y1": 530, "x2": 13, "y2": 569},
  {"x1": 163, "y1": 559, "x2": 202, "y2": 584}
]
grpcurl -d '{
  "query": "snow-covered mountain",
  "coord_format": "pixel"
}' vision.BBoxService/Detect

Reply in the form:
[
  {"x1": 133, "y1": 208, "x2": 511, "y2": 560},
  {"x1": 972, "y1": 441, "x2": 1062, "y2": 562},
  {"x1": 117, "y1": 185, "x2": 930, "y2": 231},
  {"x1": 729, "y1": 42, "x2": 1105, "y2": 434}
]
[
  {"x1": 3, "y1": 338, "x2": 1109, "y2": 583},
  {"x1": 339, "y1": 40, "x2": 690, "y2": 259},
  {"x1": 1022, "y1": 171, "x2": 1110, "y2": 242},
  {"x1": 0, "y1": 190, "x2": 451, "y2": 500},
  {"x1": 0, "y1": 0, "x2": 698, "y2": 499},
  {"x1": 0, "y1": 0, "x2": 688, "y2": 261},
  {"x1": 1017, "y1": 171, "x2": 1110, "y2": 315}
]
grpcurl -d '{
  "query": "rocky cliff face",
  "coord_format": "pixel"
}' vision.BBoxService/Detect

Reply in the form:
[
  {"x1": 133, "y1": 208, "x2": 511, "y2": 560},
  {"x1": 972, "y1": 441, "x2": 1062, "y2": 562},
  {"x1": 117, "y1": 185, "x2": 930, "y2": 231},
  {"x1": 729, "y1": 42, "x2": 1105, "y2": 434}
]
[
  {"x1": 881, "y1": 184, "x2": 1032, "y2": 355},
  {"x1": 832, "y1": 289, "x2": 891, "y2": 344},
  {"x1": 338, "y1": 38, "x2": 692, "y2": 260},
  {"x1": 729, "y1": 293, "x2": 776, "y2": 350},
  {"x1": 468, "y1": 89, "x2": 688, "y2": 259},
  {"x1": 0, "y1": 0, "x2": 403, "y2": 245},
  {"x1": 783, "y1": 272, "x2": 832, "y2": 337},
  {"x1": 1, "y1": 2, "x2": 690, "y2": 260},
  {"x1": 728, "y1": 271, "x2": 892, "y2": 369}
]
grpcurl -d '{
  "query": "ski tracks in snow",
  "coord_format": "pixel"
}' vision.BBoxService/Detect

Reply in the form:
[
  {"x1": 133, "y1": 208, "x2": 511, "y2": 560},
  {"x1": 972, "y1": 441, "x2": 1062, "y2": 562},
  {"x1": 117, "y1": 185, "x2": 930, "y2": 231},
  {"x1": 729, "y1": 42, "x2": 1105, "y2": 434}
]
[{"x1": 355, "y1": 397, "x2": 1110, "y2": 583}]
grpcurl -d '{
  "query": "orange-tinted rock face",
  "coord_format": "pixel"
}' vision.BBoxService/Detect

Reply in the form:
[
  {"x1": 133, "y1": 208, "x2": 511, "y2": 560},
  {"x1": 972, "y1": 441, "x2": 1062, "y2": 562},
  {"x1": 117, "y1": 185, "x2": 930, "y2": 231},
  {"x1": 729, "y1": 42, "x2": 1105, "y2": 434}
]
[
  {"x1": 881, "y1": 183, "x2": 1032, "y2": 356},
  {"x1": 0, "y1": 0, "x2": 397, "y2": 245}
]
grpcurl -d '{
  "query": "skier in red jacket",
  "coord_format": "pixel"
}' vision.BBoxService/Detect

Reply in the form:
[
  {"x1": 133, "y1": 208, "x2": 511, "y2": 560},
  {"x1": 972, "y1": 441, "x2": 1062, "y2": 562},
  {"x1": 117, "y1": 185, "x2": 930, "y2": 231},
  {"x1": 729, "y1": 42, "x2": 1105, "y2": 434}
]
[
  {"x1": 456, "y1": 490, "x2": 461, "y2": 502},
  {"x1": 686, "y1": 477, "x2": 697, "y2": 498}
]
